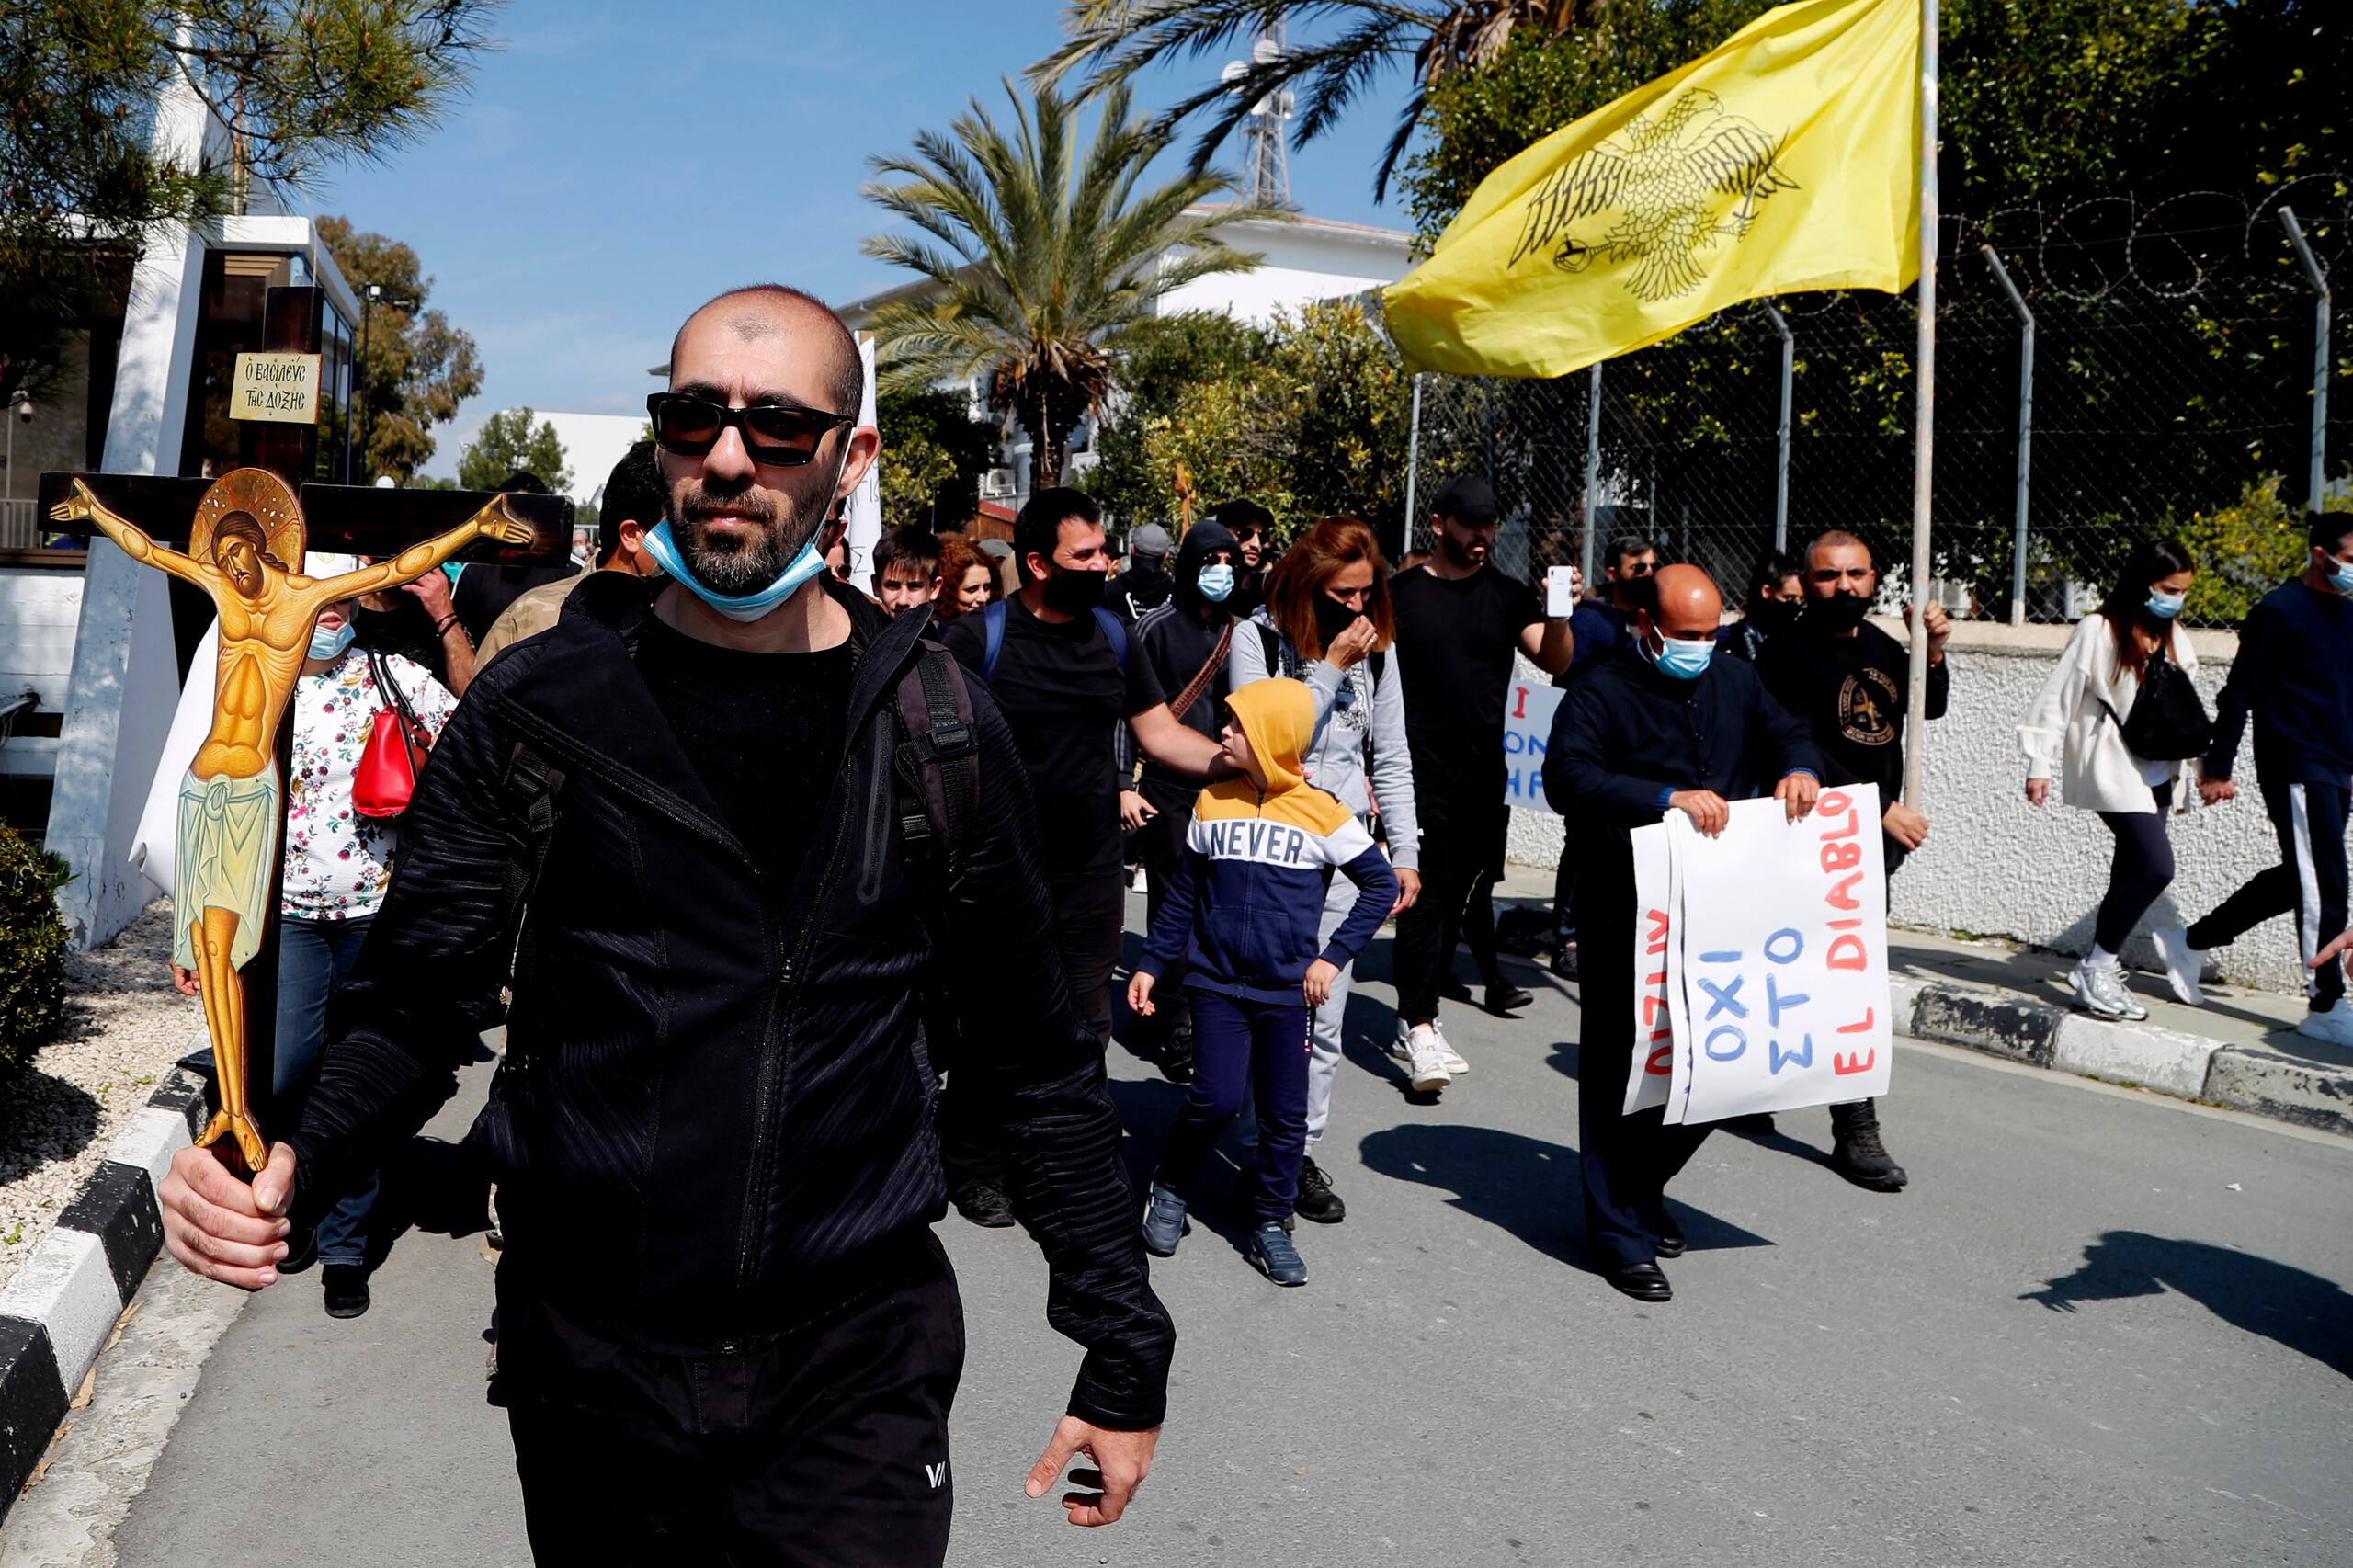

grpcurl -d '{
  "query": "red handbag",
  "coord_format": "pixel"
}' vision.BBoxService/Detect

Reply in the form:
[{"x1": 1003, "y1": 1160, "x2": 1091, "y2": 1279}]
[{"x1": 352, "y1": 650, "x2": 431, "y2": 820}]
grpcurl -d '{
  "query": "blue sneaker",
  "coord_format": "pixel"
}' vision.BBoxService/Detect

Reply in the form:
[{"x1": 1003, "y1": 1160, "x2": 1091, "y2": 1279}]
[
  {"x1": 1141, "y1": 1185, "x2": 1189, "y2": 1256},
  {"x1": 1248, "y1": 1221, "x2": 1307, "y2": 1287}
]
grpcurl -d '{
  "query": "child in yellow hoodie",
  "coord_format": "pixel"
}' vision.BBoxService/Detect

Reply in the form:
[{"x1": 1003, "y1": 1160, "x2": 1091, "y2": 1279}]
[{"x1": 1129, "y1": 677, "x2": 1398, "y2": 1285}]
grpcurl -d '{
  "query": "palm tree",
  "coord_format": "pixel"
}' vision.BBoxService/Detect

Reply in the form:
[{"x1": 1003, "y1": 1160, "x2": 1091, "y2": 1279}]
[
  {"x1": 1034, "y1": 2, "x2": 1601, "y2": 201},
  {"x1": 862, "y1": 80, "x2": 1273, "y2": 489}
]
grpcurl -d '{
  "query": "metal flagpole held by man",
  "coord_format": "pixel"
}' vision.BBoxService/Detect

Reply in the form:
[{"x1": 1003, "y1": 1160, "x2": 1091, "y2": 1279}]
[{"x1": 1902, "y1": 0, "x2": 1938, "y2": 808}]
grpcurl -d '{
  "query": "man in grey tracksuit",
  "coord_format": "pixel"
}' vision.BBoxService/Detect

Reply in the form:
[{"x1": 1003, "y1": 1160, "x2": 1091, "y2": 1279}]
[{"x1": 1230, "y1": 605, "x2": 1418, "y2": 1223}]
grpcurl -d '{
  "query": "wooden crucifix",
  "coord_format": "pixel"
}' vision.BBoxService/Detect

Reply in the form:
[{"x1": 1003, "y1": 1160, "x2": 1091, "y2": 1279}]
[{"x1": 39, "y1": 285, "x2": 573, "y2": 1174}]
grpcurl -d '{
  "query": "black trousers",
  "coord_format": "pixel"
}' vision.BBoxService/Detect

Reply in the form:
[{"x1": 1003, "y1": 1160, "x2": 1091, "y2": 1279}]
[
  {"x1": 1576, "y1": 899, "x2": 1712, "y2": 1268},
  {"x1": 1393, "y1": 785, "x2": 1503, "y2": 1024},
  {"x1": 941, "y1": 862, "x2": 1125, "y2": 1192},
  {"x1": 2094, "y1": 781, "x2": 2177, "y2": 953},
  {"x1": 2188, "y1": 778, "x2": 2351, "y2": 1007},
  {"x1": 499, "y1": 1233, "x2": 964, "y2": 1567}
]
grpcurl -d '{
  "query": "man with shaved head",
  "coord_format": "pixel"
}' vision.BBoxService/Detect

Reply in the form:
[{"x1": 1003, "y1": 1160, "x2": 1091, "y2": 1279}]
[
  {"x1": 157, "y1": 283, "x2": 1172, "y2": 1562},
  {"x1": 1546, "y1": 562, "x2": 1824, "y2": 1302}
]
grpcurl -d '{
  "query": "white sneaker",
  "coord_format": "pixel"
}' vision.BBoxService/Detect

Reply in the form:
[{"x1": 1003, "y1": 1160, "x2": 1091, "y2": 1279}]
[
  {"x1": 2297, "y1": 998, "x2": 2353, "y2": 1049},
  {"x1": 1428, "y1": 1016, "x2": 1470, "y2": 1076},
  {"x1": 1398, "y1": 1023, "x2": 1452, "y2": 1092},
  {"x1": 2151, "y1": 926, "x2": 2205, "y2": 1006},
  {"x1": 2069, "y1": 957, "x2": 2148, "y2": 1021}
]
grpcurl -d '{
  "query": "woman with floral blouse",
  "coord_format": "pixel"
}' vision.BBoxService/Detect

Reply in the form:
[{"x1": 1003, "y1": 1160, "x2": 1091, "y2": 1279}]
[{"x1": 172, "y1": 563, "x2": 459, "y2": 1318}]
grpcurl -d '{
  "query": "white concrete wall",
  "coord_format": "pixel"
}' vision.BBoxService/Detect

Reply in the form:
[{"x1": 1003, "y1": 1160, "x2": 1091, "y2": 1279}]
[
  {"x1": 0, "y1": 569, "x2": 83, "y2": 781},
  {"x1": 1505, "y1": 620, "x2": 2324, "y2": 998}
]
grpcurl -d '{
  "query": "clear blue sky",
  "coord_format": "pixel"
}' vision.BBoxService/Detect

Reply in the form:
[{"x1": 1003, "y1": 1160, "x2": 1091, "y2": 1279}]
[{"x1": 298, "y1": 0, "x2": 1420, "y2": 479}]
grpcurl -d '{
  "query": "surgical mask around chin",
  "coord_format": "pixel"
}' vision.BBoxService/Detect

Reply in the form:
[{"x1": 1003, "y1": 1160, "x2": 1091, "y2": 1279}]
[
  {"x1": 1645, "y1": 631, "x2": 1714, "y2": 680},
  {"x1": 308, "y1": 619, "x2": 356, "y2": 660},
  {"x1": 2327, "y1": 556, "x2": 2353, "y2": 597},
  {"x1": 642, "y1": 520, "x2": 826, "y2": 622},
  {"x1": 2144, "y1": 588, "x2": 2186, "y2": 619},
  {"x1": 1195, "y1": 563, "x2": 1235, "y2": 602}
]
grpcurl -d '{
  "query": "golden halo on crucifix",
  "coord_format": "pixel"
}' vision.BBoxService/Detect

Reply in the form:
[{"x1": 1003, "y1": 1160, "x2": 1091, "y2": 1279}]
[{"x1": 188, "y1": 467, "x2": 307, "y2": 576}]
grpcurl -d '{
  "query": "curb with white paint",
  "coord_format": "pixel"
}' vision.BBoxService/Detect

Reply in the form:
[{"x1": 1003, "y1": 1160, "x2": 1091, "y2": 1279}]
[
  {"x1": 0, "y1": 1068, "x2": 203, "y2": 1520},
  {"x1": 1893, "y1": 978, "x2": 2353, "y2": 1135}
]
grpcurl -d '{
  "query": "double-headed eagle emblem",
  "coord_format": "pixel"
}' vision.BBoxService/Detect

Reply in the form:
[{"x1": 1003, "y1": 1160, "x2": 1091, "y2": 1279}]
[{"x1": 1508, "y1": 90, "x2": 1799, "y2": 302}]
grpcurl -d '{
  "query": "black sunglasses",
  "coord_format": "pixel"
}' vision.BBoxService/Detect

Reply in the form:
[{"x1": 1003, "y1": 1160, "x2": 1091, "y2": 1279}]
[{"x1": 645, "y1": 392, "x2": 854, "y2": 466}]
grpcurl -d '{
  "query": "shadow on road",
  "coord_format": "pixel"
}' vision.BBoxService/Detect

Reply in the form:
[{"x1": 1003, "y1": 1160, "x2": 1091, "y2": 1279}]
[
  {"x1": 1356, "y1": 1123, "x2": 1772, "y2": 1272},
  {"x1": 2023, "y1": 1230, "x2": 2353, "y2": 1378}
]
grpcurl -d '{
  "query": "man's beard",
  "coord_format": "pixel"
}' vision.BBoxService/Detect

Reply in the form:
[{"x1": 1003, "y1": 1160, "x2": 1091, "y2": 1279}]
[
  {"x1": 1438, "y1": 529, "x2": 1484, "y2": 568},
  {"x1": 670, "y1": 476, "x2": 819, "y2": 595}
]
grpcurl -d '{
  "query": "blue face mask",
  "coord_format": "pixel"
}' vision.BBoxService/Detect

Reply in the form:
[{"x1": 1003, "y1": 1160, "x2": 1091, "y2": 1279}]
[
  {"x1": 1646, "y1": 632, "x2": 1714, "y2": 680},
  {"x1": 308, "y1": 619, "x2": 356, "y2": 661},
  {"x1": 2328, "y1": 556, "x2": 2353, "y2": 597},
  {"x1": 641, "y1": 519, "x2": 827, "y2": 623},
  {"x1": 2145, "y1": 589, "x2": 2186, "y2": 619},
  {"x1": 1195, "y1": 563, "x2": 1235, "y2": 602}
]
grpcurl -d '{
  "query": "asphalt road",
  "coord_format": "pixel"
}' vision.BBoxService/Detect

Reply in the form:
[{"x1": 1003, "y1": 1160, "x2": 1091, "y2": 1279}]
[{"x1": 97, "y1": 898, "x2": 2353, "y2": 1567}]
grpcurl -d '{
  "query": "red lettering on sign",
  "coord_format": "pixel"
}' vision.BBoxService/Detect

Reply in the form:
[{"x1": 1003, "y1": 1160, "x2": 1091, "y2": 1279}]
[
  {"x1": 1643, "y1": 909, "x2": 1669, "y2": 953},
  {"x1": 1836, "y1": 1008, "x2": 1875, "y2": 1034},
  {"x1": 1828, "y1": 918, "x2": 1861, "y2": 931},
  {"x1": 1645, "y1": 1044, "x2": 1673, "y2": 1075},
  {"x1": 1834, "y1": 1049, "x2": 1878, "y2": 1076},
  {"x1": 1825, "y1": 872, "x2": 1865, "y2": 911},
  {"x1": 1818, "y1": 790, "x2": 1853, "y2": 818},
  {"x1": 1512, "y1": 686, "x2": 1529, "y2": 719},
  {"x1": 1821, "y1": 841, "x2": 1861, "y2": 873},
  {"x1": 1826, "y1": 934, "x2": 1868, "y2": 972}
]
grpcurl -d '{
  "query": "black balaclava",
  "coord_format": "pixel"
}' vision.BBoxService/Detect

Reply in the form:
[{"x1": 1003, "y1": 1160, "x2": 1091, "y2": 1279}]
[{"x1": 1172, "y1": 520, "x2": 1240, "y2": 619}]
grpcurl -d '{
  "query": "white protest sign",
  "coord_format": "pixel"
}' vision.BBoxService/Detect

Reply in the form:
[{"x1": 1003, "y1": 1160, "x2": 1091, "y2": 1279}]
[
  {"x1": 1503, "y1": 678, "x2": 1563, "y2": 813},
  {"x1": 1662, "y1": 784, "x2": 1893, "y2": 1125},
  {"x1": 1624, "y1": 823, "x2": 1675, "y2": 1115}
]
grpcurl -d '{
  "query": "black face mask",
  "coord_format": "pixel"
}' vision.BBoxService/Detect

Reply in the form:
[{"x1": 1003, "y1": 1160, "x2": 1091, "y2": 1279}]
[
  {"x1": 1749, "y1": 597, "x2": 1802, "y2": 636},
  {"x1": 1313, "y1": 590, "x2": 1363, "y2": 646},
  {"x1": 1043, "y1": 564, "x2": 1106, "y2": 616},
  {"x1": 1813, "y1": 591, "x2": 1872, "y2": 630}
]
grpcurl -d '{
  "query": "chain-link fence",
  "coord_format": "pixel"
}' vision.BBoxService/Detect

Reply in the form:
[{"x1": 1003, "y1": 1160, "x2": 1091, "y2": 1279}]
[{"x1": 1403, "y1": 182, "x2": 2351, "y2": 629}]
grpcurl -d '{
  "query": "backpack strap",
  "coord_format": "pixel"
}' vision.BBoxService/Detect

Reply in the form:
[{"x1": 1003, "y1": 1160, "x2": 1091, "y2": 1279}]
[
  {"x1": 980, "y1": 600, "x2": 1007, "y2": 684},
  {"x1": 892, "y1": 646, "x2": 981, "y2": 888},
  {"x1": 1092, "y1": 605, "x2": 1130, "y2": 673}
]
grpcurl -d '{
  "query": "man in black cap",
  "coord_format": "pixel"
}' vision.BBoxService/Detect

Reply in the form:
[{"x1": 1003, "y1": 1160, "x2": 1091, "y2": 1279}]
[{"x1": 1387, "y1": 476, "x2": 1575, "y2": 1090}]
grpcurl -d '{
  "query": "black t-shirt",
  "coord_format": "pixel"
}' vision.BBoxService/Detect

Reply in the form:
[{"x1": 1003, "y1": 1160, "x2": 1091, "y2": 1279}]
[
  {"x1": 637, "y1": 612, "x2": 852, "y2": 895},
  {"x1": 941, "y1": 597, "x2": 1166, "y2": 878},
  {"x1": 354, "y1": 596, "x2": 451, "y2": 688},
  {"x1": 455, "y1": 562, "x2": 582, "y2": 645},
  {"x1": 1391, "y1": 564, "x2": 1544, "y2": 795},
  {"x1": 1753, "y1": 618, "x2": 1948, "y2": 802}
]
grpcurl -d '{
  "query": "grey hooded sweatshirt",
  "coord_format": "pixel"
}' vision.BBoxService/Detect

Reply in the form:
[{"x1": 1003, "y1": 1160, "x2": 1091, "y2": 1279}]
[{"x1": 1229, "y1": 607, "x2": 1421, "y2": 872}]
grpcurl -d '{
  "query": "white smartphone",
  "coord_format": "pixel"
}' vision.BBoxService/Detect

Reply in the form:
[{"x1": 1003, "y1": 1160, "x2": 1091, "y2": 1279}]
[{"x1": 1545, "y1": 563, "x2": 1579, "y2": 618}]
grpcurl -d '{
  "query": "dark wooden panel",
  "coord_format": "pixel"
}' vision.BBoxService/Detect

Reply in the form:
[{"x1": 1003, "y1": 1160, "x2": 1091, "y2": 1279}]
[{"x1": 293, "y1": 484, "x2": 575, "y2": 564}]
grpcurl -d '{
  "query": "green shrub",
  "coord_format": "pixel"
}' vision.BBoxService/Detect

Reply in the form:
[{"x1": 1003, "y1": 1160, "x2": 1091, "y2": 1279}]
[
  {"x1": 0, "y1": 824, "x2": 69, "y2": 1072},
  {"x1": 2177, "y1": 474, "x2": 2352, "y2": 626}
]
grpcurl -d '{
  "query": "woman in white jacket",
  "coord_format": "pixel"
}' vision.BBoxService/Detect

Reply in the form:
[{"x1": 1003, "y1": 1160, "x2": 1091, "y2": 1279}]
[{"x1": 2019, "y1": 540, "x2": 2206, "y2": 1019}]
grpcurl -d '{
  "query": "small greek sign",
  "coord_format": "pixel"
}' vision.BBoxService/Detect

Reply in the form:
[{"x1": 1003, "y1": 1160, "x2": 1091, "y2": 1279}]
[{"x1": 229, "y1": 352, "x2": 323, "y2": 425}]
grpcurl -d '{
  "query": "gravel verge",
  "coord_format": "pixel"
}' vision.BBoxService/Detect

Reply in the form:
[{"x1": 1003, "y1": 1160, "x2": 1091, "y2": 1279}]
[{"x1": 0, "y1": 903, "x2": 199, "y2": 1296}]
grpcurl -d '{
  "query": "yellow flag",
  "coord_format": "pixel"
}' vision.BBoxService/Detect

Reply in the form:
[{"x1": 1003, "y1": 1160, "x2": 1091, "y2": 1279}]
[{"x1": 1385, "y1": 0, "x2": 1920, "y2": 380}]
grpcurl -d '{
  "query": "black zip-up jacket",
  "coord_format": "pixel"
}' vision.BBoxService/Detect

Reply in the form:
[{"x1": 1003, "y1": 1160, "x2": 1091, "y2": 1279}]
[{"x1": 289, "y1": 573, "x2": 1174, "y2": 1429}]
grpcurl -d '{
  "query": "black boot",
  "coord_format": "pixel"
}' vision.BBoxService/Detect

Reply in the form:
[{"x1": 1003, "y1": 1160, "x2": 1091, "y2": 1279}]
[
  {"x1": 1828, "y1": 1100, "x2": 1907, "y2": 1192},
  {"x1": 951, "y1": 1183, "x2": 1017, "y2": 1227}
]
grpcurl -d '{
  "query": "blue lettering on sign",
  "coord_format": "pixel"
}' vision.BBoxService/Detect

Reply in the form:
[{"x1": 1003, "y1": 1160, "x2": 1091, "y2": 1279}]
[
  {"x1": 1768, "y1": 1034, "x2": 1815, "y2": 1074},
  {"x1": 1697, "y1": 974, "x2": 1748, "y2": 1020},
  {"x1": 1764, "y1": 928, "x2": 1804, "y2": 965},
  {"x1": 1505, "y1": 731, "x2": 1528, "y2": 755},
  {"x1": 1766, "y1": 973, "x2": 1810, "y2": 1026},
  {"x1": 1698, "y1": 951, "x2": 1743, "y2": 964},
  {"x1": 1704, "y1": 1025, "x2": 1746, "y2": 1062}
]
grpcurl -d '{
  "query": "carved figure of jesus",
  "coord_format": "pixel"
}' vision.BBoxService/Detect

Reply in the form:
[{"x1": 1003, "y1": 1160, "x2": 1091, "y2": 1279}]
[{"x1": 49, "y1": 467, "x2": 533, "y2": 1172}]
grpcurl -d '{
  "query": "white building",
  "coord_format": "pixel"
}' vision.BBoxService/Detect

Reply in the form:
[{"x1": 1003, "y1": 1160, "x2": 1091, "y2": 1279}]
[
  {"x1": 499, "y1": 409, "x2": 649, "y2": 509},
  {"x1": 840, "y1": 206, "x2": 1413, "y2": 521}
]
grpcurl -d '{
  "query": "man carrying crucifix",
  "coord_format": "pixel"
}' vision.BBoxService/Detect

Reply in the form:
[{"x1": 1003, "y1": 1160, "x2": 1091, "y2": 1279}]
[{"x1": 49, "y1": 468, "x2": 533, "y2": 1171}]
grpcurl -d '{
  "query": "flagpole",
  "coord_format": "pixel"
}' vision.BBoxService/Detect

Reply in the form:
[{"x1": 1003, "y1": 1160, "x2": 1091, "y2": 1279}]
[{"x1": 1902, "y1": 0, "x2": 1938, "y2": 809}]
